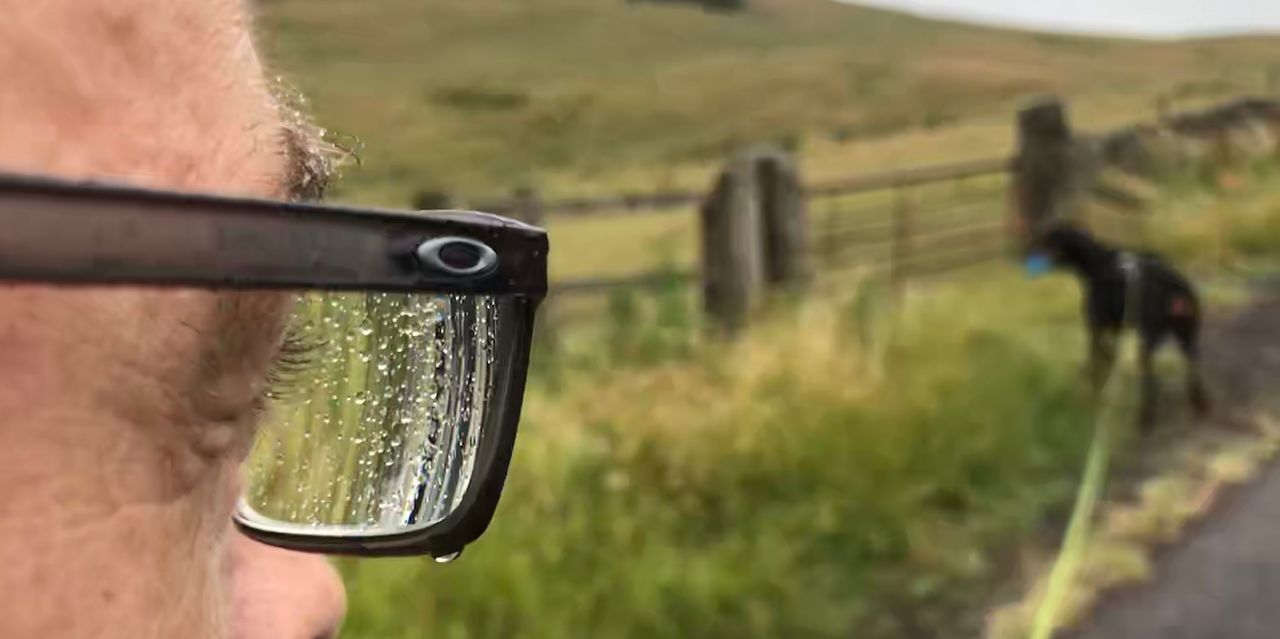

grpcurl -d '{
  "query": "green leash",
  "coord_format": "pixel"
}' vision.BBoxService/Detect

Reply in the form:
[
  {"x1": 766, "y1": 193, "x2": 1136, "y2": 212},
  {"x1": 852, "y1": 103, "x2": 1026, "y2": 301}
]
[{"x1": 1030, "y1": 253, "x2": 1142, "y2": 639}]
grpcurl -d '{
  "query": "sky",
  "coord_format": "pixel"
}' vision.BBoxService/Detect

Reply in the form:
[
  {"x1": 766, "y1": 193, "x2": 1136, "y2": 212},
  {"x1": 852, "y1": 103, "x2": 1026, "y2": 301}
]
[{"x1": 838, "y1": 0, "x2": 1280, "y2": 37}]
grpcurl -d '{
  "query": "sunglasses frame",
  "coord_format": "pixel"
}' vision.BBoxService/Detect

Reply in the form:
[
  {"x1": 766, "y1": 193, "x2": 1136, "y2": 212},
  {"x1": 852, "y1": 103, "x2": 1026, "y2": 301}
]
[{"x1": 0, "y1": 172, "x2": 547, "y2": 559}]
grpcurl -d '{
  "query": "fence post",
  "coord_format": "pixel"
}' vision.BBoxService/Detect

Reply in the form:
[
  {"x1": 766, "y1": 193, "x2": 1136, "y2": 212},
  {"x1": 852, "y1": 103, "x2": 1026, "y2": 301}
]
[
  {"x1": 889, "y1": 186, "x2": 913, "y2": 303},
  {"x1": 1011, "y1": 96, "x2": 1084, "y2": 245},
  {"x1": 700, "y1": 152, "x2": 766, "y2": 336},
  {"x1": 511, "y1": 187, "x2": 558, "y2": 351},
  {"x1": 755, "y1": 148, "x2": 811, "y2": 293}
]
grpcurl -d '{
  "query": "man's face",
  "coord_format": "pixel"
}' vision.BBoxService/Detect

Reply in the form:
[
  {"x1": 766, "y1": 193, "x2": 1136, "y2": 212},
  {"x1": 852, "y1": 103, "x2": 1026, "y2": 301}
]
[{"x1": 0, "y1": 1, "x2": 346, "y2": 637}]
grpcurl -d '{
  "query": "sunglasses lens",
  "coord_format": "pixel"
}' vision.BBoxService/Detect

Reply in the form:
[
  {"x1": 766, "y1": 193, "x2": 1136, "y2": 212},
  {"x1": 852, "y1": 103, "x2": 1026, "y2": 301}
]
[{"x1": 237, "y1": 292, "x2": 507, "y2": 536}]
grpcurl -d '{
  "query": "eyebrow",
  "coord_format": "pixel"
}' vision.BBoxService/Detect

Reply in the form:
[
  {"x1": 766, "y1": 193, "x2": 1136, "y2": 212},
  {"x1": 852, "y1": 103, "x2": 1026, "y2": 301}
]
[{"x1": 280, "y1": 125, "x2": 337, "y2": 203}]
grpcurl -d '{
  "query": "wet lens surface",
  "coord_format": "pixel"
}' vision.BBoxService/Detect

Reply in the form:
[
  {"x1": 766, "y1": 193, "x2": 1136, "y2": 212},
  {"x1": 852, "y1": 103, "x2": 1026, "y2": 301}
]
[{"x1": 241, "y1": 293, "x2": 499, "y2": 532}]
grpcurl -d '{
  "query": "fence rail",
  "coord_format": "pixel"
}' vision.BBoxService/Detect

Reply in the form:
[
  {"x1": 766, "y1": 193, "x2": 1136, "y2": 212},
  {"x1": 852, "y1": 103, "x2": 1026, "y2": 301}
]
[
  {"x1": 550, "y1": 270, "x2": 698, "y2": 296},
  {"x1": 474, "y1": 157, "x2": 1011, "y2": 221},
  {"x1": 807, "y1": 156, "x2": 1011, "y2": 197},
  {"x1": 475, "y1": 190, "x2": 704, "y2": 219}
]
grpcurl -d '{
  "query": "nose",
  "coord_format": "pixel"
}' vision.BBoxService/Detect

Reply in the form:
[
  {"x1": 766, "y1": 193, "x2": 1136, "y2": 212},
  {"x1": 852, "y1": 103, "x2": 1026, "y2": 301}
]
[{"x1": 227, "y1": 532, "x2": 347, "y2": 639}]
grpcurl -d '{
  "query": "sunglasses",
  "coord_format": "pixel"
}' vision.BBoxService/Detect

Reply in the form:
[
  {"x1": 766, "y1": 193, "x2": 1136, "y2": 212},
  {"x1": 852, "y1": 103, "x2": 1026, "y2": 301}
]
[{"x1": 0, "y1": 173, "x2": 547, "y2": 560}]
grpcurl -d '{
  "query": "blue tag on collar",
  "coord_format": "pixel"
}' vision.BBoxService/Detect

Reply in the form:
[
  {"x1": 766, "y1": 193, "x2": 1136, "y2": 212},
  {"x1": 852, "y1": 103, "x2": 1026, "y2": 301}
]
[{"x1": 1025, "y1": 253, "x2": 1053, "y2": 278}]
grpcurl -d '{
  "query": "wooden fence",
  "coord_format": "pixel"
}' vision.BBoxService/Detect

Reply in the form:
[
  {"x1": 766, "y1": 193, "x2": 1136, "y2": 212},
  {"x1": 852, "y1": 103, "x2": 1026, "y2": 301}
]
[
  {"x1": 433, "y1": 93, "x2": 1280, "y2": 337},
  {"x1": 460, "y1": 152, "x2": 1016, "y2": 336}
]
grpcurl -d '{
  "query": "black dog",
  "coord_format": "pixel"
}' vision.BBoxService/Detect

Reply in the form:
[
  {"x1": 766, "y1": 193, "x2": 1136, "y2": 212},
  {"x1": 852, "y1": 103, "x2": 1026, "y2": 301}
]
[{"x1": 1036, "y1": 225, "x2": 1211, "y2": 431}]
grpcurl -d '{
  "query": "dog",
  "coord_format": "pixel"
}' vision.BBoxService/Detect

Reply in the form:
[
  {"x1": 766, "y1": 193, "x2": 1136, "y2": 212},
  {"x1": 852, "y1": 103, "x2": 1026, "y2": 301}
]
[{"x1": 1030, "y1": 224, "x2": 1211, "y2": 431}]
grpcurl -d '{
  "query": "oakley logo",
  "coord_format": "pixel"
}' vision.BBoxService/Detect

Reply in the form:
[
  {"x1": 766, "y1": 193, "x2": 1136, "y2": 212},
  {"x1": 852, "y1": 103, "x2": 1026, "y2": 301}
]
[{"x1": 415, "y1": 237, "x2": 499, "y2": 277}]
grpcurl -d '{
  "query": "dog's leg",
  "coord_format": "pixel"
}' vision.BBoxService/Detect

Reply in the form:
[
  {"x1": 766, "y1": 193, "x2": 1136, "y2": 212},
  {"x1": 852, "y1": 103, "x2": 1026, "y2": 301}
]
[
  {"x1": 1087, "y1": 327, "x2": 1117, "y2": 391},
  {"x1": 1173, "y1": 318, "x2": 1212, "y2": 418},
  {"x1": 1139, "y1": 338, "x2": 1160, "y2": 433}
]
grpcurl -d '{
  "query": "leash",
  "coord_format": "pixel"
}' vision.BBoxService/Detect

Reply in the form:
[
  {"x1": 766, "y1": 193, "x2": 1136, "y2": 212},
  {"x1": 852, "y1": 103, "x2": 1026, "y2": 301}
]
[{"x1": 1029, "y1": 252, "x2": 1142, "y2": 639}]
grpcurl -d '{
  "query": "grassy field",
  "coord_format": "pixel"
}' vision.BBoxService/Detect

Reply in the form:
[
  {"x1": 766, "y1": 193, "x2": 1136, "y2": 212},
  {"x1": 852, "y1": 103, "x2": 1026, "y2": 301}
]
[
  {"x1": 252, "y1": 2, "x2": 1280, "y2": 637},
  {"x1": 256, "y1": 0, "x2": 1280, "y2": 205}
]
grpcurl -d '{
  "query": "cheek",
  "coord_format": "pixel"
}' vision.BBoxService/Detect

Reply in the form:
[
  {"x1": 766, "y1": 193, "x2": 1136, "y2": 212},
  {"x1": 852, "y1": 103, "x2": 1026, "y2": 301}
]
[
  {"x1": 0, "y1": 287, "x2": 293, "y2": 497},
  {"x1": 183, "y1": 292, "x2": 294, "y2": 445},
  {"x1": 0, "y1": 287, "x2": 221, "y2": 442}
]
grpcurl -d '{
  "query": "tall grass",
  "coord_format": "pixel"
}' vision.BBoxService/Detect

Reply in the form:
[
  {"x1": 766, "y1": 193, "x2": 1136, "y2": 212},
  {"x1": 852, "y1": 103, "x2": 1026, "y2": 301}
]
[
  {"x1": 337, "y1": 268, "x2": 1108, "y2": 639},
  {"x1": 1144, "y1": 160, "x2": 1280, "y2": 271}
]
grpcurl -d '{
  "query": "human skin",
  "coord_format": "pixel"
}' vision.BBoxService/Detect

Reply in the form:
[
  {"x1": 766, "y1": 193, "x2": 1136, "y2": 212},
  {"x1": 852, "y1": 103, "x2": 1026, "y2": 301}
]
[{"x1": 0, "y1": 1, "x2": 347, "y2": 637}]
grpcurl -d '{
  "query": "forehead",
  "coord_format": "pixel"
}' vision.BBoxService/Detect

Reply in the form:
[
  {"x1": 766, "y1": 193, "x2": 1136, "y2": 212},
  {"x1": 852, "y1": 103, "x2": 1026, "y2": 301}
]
[{"x1": 0, "y1": 0, "x2": 291, "y2": 196}]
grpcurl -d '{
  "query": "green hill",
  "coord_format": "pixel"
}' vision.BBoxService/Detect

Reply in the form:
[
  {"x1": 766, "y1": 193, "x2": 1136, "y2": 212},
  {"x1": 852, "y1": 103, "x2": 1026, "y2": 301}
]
[{"x1": 256, "y1": 0, "x2": 1279, "y2": 203}]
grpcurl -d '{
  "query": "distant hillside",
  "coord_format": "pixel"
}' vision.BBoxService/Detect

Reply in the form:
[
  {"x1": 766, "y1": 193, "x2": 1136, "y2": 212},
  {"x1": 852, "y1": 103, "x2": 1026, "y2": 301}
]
[{"x1": 256, "y1": 0, "x2": 1280, "y2": 203}]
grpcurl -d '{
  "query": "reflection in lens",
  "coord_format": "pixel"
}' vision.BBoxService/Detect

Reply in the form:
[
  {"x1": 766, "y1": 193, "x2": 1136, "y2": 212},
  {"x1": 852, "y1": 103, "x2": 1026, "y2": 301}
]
[{"x1": 241, "y1": 293, "x2": 499, "y2": 532}]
